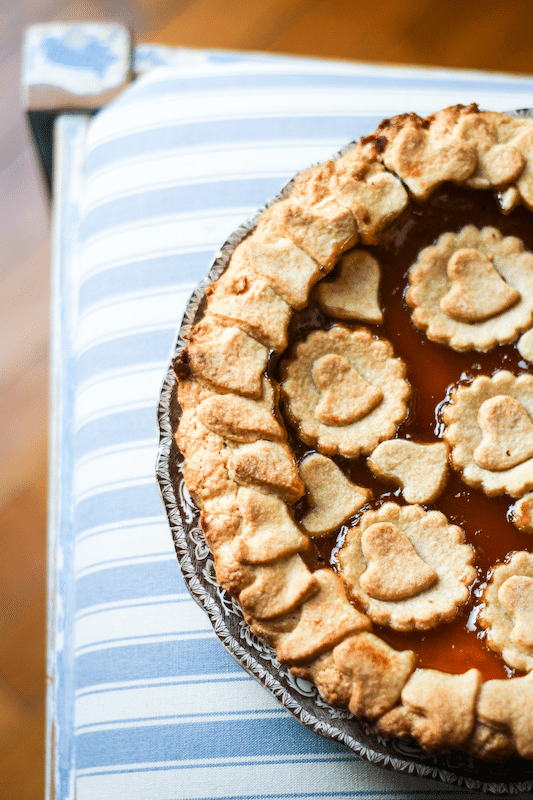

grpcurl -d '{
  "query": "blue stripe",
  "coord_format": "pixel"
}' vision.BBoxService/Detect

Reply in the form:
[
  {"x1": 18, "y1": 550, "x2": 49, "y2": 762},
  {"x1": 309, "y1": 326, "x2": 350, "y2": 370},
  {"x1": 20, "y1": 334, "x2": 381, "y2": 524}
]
[
  {"x1": 78, "y1": 251, "x2": 212, "y2": 311},
  {"x1": 75, "y1": 716, "x2": 347, "y2": 770},
  {"x1": 79, "y1": 177, "x2": 291, "y2": 242},
  {"x1": 77, "y1": 328, "x2": 175, "y2": 384},
  {"x1": 76, "y1": 483, "x2": 163, "y2": 532},
  {"x1": 76, "y1": 561, "x2": 181, "y2": 609},
  {"x1": 76, "y1": 638, "x2": 241, "y2": 689},
  {"x1": 76, "y1": 407, "x2": 158, "y2": 459},
  {"x1": 85, "y1": 115, "x2": 373, "y2": 174}
]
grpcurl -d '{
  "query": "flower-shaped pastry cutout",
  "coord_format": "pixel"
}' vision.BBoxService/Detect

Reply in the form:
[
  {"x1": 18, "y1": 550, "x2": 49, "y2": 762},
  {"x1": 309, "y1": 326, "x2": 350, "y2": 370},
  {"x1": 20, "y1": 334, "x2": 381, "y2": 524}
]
[
  {"x1": 281, "y1": 326, "x2": 410, "y2": 457},
  {"x1": 480, "y1": 552, "x2": 533, "y2": 672},
  {"x1": 442, "y1": 371, "x2": 533, "y2": 497},
  {"x1": 337, "y1": 503, "x2": 475, "y2": 631},
  {"x1": 407, "y1": 226, "x2": 533, "y2": 351}
]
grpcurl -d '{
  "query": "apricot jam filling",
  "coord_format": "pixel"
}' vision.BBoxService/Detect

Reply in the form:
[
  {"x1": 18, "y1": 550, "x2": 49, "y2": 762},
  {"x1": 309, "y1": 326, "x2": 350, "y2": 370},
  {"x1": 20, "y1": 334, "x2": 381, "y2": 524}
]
[{"x1": 276, "y1": 183, "x2": 533, "y2": 683}]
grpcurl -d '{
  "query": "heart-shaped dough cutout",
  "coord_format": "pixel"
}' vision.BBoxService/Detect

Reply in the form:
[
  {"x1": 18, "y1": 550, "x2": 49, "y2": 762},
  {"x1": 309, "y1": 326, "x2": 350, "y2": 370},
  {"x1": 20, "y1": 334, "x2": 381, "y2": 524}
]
[
  {"x1": 300, "y1": 453, "x2": 371, "y2": 536},
  {"x1": 360, "y1": 522, "x2": 438, "y2": 601},
  {"x1": 474, "y1": 395, "x2": 533, "y2": 471},
  {"x1": 316, "y1": 249, "x2": 383, "y2": 323},
  {"x1": 440, "y1": 248, "x2": 520, "y2": 322},
  {"x1": 312, "y1": 353, "x2": 383, "y2": 426},
  {"x1": 368, "y1": 440, "x2": 448, "y2": 504},
  {"x1": 499, "y1": 575, "x2": 533, "y2": 650}
]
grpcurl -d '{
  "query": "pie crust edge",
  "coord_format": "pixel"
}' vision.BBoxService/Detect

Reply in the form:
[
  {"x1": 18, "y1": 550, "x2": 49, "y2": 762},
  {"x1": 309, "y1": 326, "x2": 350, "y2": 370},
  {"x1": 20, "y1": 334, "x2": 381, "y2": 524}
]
[{"x1": 173, "y1": 105, "x2": 533, "y2": 761}]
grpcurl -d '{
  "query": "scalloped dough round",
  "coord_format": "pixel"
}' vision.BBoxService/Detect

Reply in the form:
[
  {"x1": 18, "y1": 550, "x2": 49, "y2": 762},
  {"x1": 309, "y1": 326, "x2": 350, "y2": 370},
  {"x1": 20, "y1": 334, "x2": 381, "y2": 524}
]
[
  {"x1": 406, "y1": 226, "x2": 533, "y2": 351},
  {"x1": 281, "y1": 326, "x2": 410, "y2": 457},
  {"x1": 337, "y1": 503, "x2": 476, "y2": 631},
  {"x1": 480, "y1": 552, "x2": 533, "y2": 672},
  {"x1": 442, "y1": 370, "x2": 533, "y2": 497}
]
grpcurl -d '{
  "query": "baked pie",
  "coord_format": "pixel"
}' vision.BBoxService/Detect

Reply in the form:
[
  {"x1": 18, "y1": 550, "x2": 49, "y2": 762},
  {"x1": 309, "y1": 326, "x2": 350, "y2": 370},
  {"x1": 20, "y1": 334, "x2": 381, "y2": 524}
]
[{"x1": 173, "y1": 105, "x2": 533, "y2": 760}]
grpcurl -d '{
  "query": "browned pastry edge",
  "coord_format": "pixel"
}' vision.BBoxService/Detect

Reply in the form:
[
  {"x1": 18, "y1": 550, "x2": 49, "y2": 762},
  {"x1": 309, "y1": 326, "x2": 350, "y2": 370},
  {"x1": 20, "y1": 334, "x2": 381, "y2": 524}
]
[{"x1": 174, "y1": 106, "x2": 533, "y2": 760}]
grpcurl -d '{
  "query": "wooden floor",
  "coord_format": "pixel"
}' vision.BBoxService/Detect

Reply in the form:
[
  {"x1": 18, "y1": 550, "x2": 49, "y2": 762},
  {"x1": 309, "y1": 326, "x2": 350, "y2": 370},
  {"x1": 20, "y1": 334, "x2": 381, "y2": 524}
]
[{"x1": 3, "y1": 1, "x2": 533, "y2": 797}]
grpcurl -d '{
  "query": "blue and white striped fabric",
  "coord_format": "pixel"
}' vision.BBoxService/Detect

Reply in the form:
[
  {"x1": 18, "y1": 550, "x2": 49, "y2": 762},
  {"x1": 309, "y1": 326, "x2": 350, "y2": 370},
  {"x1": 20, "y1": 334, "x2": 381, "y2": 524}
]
[{"x1": 53, "y1": 51, "x2": 533, "y2": 799}]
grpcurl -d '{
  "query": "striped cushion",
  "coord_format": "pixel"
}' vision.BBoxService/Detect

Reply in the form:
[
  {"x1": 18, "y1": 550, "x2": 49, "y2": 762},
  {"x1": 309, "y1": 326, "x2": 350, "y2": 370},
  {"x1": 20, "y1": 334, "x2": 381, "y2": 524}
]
[{"x1": 58, "y1": 51, "x2": 533, "y2": 799}]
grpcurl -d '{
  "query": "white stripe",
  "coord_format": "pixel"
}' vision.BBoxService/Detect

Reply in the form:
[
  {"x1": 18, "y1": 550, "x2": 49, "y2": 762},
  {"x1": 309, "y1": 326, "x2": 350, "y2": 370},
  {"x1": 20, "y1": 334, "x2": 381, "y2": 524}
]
[
  {"x1": 87, "y1": 84, "x2": 533, "y2": 146},
  {"x1": 75, "y1": 677, "x2": 282, "y2": 731},
  {"x1": 74, "y1": 598, "x2": 211, "y2": 653},
  {"x1": 83, "y1": 141, "x2": 343, "y2": 211},
  {"x1": 76, "y1": 631, "x2": 215, "y2": 658},
  {"x1": 75, "y1": 756, "x2": 411, "y2": 800},
  {"x1": 76, "y1": 671, "x2": 250, "y2": 697},
  {"x1": 76, "y1": 515, "x2": 167, "y2": 543},
  {"x1": 76, "y1": 710, "x2": 285, "y2": 736},
  {"x1": 75, "y1": 363, "x2": 167, "y2": 428},
  {"x1": 74, "y1": 441, "x2": 156, "y2": 503},
  {"x1": 76, "y1": 593, "x2": 191, "y2": 620},
  {"x1": 75, "y1": 516, "x2": 176, "y2": 577},
  {"x1": 79, "y1": 211, "x2": 247, "y2": 281},
  {"x1": 76, "y1": 751, "x2": 350, "y2": 777},
  {"x1": 76, "y1": 286, "x2": 193, "y2": 356}
]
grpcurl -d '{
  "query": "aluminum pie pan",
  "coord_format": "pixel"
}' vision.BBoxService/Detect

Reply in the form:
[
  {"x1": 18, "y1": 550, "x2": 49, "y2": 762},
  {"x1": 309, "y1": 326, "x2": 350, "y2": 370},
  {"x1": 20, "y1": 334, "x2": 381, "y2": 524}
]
[{"x1": 156, "y1": 109, "x2": 533, "y2": 795}]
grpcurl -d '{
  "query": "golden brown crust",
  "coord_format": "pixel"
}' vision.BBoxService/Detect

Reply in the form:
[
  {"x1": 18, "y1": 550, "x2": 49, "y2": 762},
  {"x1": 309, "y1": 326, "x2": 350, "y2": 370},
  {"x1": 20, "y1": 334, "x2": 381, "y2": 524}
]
[
  {"x1": 315, "y1": 249, "x2": 383, "y2": 324},
  {"x1": 442, "y1": 371, "x2": 533, "y2": 497},
  {"x1": 173, "y1": 107, "x2": 533, "y2": 761},
  {"x1": 480, "y1": 552, "x2": 533, "y2": 672},
  {"x1": 377, "y1": 668, "x2": 482, "y2": 752},
  {"x1": 186, "y1": 317, "x2": 268, "y2": 398},
  {"x1": 338, "y1": 503, "x2": 476, "y2": 631},
  {"x1": 281, "y1": 326, "x2": 410, "y2": 457},
  {"x1": 406, "y1": 226, "x2": 533, "y2": 352},
  {"x1": 368, "y1": 440, "x2": 449, "y2": 504},
  {"x1": 299, "y1": 453, "x2": 371, "y2": 536},
  {"x1": 206, "y1": 256, "x2": 291, "y2": 351}
]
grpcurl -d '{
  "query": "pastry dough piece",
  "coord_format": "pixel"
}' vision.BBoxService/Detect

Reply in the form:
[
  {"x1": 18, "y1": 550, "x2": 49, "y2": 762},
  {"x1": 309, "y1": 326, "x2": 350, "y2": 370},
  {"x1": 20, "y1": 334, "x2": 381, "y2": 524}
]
[
  {"x1": 176, "y1": 386, "x2": 236, "y2": 503},
  {"x1": 511, "y1": 125, "x2": 533, "y2": 210},
  {"x1": 281, "y1": 326, "x2": 410, "y2": 458},
  {"x1": 331, "y1": 141, "x2": 408, "y2": 244},
  {"x1": 260, "y1": 191, "x2": 357, "y2": 270},
  {"x1": 299, "y1": 453, "x2": 371, "y2": 536},
  {"x1": 480, "y1": 551, "x2": 533, "y2": 672},
  {"x1": 512, "y1": 493, "x2": 533, "y2": 534},
  {"x1": 238, "y1": 554, "x2": 318, "y2": 620},
  {"x1": 185, "y1": 317, "x2": 268, "y2": 398},
  {"x1": 316, "y1": 249, "x2": 383, "y2": 324},
  {"x1": 474, "y1": 672, "x2": 533, "y2": 760},
  {"x1": 377, "y1": 669, "x2": 482, "y2": 752},
  {"x1": 312, "y1": 354, "x2": 383, "y2": 425},
  {"x1": 338, "y1": 503, "x2": 475, "y2": 631},
  {"x1": 407, "y1": 226, "x2": 533, "y2": 352},
  {"x1": 197, "y1": 379, "x2": 284, "y2": 443},
  {"x1": 359, "y1": 522, "x2": 438, "y2": 601},
  {"x1": 377, "y1": 107, "x2": 476, "y2": 200},
  {"x1": 228, "y1": 440, "x2": 304, "y2": 502},
  {"x1": 231, "y1": 488, "x2": 309, "y2": 564},
  {"x1": 440, "y1": 248, "x2": 520, "y2": 322},
  {"x1": 256, "y1": 570, "x2": 371, "y2": 664},
  {"x1": 442, "y1": 371, "x2": 533, "y2": 497},
  {"x1": 368, "y1": 440, "x2": 449, "y2": 504},
  {"x1": 455, "y1": 109, "x2": 525, "y2": 190},
  {"x1": 474, "y1": 395, "x2": 533, "y2": 471},
  {"x1": 206, "y1": 257, "x2": 291, "y2": 351},
  {"x1": 518, "y1": 328, "x2": 533, "y2": 363},
  {"x1": 300, "y1": 632, "x2": 416, "y2": 720},
  {"x1": 238, "y1": 218, "x2": 321, "y2": 309}
]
